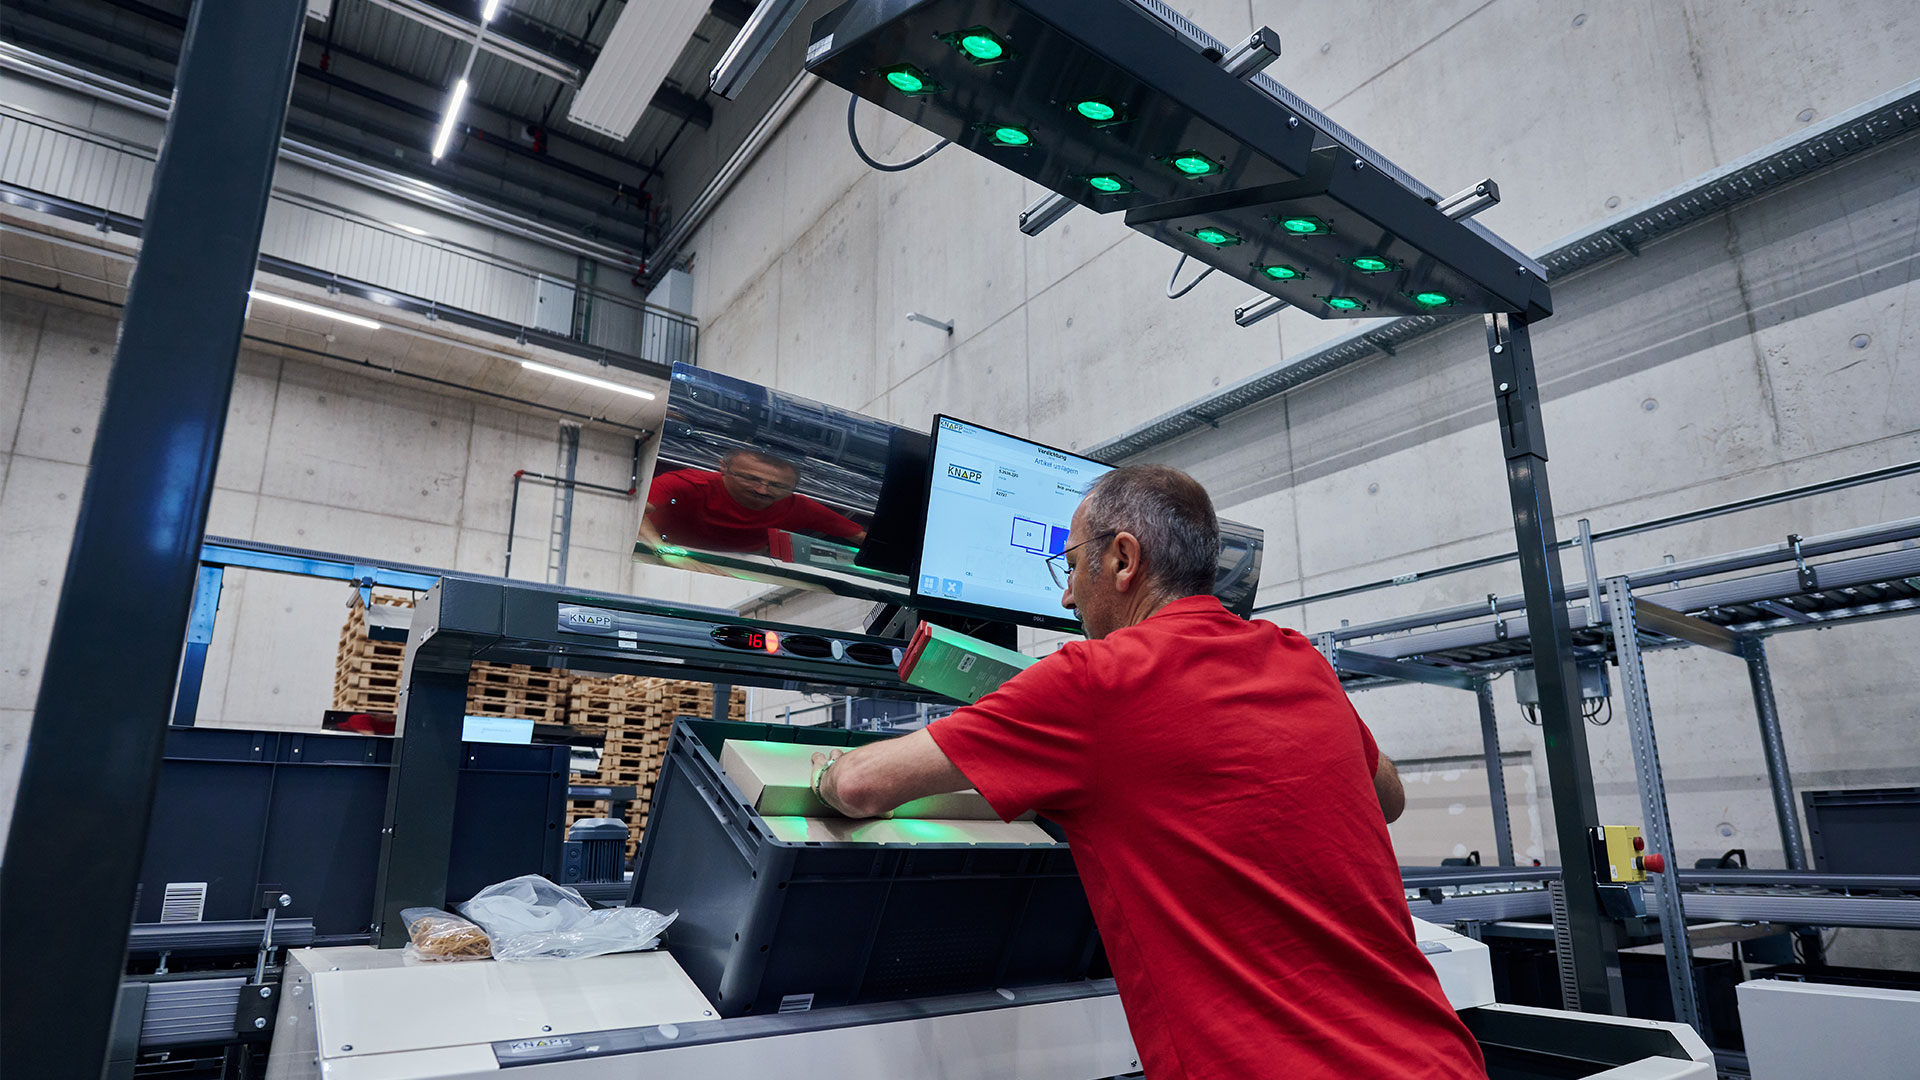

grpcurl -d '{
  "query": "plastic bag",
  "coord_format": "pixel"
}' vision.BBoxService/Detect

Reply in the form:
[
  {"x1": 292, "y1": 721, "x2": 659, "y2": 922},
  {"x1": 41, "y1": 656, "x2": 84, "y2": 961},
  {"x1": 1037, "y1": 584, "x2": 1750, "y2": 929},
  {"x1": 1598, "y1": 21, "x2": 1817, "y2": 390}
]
[
  {"x1": 457, "y1": 875, "x2": 677, "y2": 962},
  {"x1": 399, "y1": 907, "x2": 492, "y2": 962}
]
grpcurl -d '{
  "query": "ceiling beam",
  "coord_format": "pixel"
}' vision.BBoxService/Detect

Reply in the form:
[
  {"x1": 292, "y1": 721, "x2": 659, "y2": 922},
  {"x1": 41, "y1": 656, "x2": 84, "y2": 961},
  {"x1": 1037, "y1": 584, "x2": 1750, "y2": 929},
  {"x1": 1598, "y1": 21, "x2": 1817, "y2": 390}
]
[{"x1": 649, "y1": 84, "x2": 713, "y2": 128}]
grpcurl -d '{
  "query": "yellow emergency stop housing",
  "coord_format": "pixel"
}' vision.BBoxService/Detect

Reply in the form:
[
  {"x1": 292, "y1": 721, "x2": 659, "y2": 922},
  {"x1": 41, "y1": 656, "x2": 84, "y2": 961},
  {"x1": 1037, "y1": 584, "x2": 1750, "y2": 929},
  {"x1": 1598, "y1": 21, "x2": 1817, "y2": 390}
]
[{"x1": 1597, "y1": 825, "x2": 1649, "y2": 883}]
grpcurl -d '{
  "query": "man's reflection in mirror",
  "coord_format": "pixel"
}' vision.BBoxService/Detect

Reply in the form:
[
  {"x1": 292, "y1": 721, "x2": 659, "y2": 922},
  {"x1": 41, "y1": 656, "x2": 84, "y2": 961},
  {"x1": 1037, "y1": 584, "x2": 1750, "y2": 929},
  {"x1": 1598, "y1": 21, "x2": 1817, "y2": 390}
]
[{"x1": 641, "y1": 448, "x2": 868, "y2": 555}]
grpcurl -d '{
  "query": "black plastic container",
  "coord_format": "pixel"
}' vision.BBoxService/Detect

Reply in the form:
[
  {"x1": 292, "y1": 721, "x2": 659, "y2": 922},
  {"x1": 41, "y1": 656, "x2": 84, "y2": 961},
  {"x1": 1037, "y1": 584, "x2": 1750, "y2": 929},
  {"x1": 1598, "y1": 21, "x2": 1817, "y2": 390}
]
[{"x1": 630, "y1": 718, "x2": 1101, "y2": 1016}]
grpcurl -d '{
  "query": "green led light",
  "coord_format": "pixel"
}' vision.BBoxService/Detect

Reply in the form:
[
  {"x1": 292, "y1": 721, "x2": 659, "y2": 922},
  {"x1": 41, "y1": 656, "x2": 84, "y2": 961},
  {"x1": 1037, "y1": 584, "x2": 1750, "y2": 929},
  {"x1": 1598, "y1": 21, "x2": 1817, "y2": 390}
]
[
  {"x1": 941, "y1": 26, "x2": 1012, "y2": 65},
  {"x1": 1192, "y1": 227, "x2": 1243, "y2": 247},
  {"x1": 1348, "y1": 255, "x2": 1397, "y2": 273},
  {"x1": 881, "y1": 64, "x2": 939, "y2": 95},
  {"x1": 990, "y1": 125, "x2": 1031, "y2": 147},
  {"x1": 1166, "y1": 150, "x2": 1221, "y2": 176},
  {"x1": 1260, "y1": 264, "x2": 1302, "y2": 281},
  {"x1": 1279, "y1": 216, "x2": 1329, "y2": 235},
  {"x1": 1412, "y1": 290, "x2": 1453, "y2": 308},
  {"x1": 1324, "y1": 296, "x2": 1365, "y2": 311},
  {"x1": 1086, "y1": 173, "x2": 1132, "y2": 194},
  {"x1": 656, "y1": 544, "x2": 689, "y2": 556},
  {"x1": 961, "y1": 33, "x2": 1004, "y2": 61},
  {"x1": 1075, "y1": 99, "x2": 1117, "y2": 122}
]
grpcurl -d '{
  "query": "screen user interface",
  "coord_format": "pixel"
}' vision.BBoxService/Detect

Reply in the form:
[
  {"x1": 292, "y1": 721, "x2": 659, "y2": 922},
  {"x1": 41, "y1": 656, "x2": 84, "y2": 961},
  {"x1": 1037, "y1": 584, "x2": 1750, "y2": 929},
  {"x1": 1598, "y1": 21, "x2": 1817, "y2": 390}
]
[{"x1": 918, "y1": 418, "x2": 1113, "y2": 622}]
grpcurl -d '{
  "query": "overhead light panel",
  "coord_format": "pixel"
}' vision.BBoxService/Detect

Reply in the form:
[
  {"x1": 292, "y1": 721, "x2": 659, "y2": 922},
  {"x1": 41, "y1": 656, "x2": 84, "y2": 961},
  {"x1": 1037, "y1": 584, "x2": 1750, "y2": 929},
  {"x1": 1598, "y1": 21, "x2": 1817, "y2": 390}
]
[
  {"x1": 519, "y1": 359, "x2": 657, "y2": 401},
  {"x1": 804, "y1": 0, "x2": 1551, "y2": 322},
  {"x1": 431, "y1": 78, "x2": 469, "y2": 161},
  {"x1": 481, "y1": 0, "x2": 503, "y2": 22},
  {"x1": 567, "y1": 0, "x2": 708, "y2": 141},
  {"x1": 247, "y1": 290, "x2": 382, "y2": 330}
]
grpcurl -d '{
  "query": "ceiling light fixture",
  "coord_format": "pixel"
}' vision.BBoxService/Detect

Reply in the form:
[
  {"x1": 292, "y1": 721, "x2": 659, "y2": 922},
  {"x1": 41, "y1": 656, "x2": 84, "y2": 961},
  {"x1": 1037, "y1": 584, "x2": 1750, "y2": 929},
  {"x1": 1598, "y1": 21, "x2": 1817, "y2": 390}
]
[
  {"x1": 519, "y1": 359, "x2": 657, "y2": 400},
  {"x1": 431, "y1": 78, "x2": 470, "y2": 162},
  {"x1": 247, "y1": 290, "x2": 382, "y2": 330},
  {"x1": 481, "y1": 0, "x2": 503, "y2": 23},
  {"x1": 388, "y1": 221, "x2": 430, "y2": 237}
]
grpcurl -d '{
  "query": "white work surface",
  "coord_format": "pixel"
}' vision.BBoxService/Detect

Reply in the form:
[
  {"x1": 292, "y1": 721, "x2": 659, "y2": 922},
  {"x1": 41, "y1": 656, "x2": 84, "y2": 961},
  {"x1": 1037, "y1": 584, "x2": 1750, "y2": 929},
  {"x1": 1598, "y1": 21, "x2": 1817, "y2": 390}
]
[{"x1": 1738, "y1": 978, "x2": 1920, "y2": 1079}]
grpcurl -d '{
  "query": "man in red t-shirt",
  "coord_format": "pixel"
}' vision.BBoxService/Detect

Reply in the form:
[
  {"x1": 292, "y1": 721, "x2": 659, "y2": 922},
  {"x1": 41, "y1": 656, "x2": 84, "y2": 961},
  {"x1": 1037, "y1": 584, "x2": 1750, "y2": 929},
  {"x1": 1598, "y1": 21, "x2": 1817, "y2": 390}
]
[
  {"x1": 642, "y1": 448, "x2": 866, "y2": 554},
  {"x1": 808, "y1": 465, "x2": 1485, "y2": 1080}
]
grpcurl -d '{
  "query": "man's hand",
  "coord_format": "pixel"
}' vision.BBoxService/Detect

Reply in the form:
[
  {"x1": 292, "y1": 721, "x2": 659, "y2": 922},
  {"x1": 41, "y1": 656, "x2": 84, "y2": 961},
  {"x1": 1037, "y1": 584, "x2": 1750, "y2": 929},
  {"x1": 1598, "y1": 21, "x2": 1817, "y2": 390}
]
[{"x1": 809, "y1": 749, "x2": 852, "y2": 816}]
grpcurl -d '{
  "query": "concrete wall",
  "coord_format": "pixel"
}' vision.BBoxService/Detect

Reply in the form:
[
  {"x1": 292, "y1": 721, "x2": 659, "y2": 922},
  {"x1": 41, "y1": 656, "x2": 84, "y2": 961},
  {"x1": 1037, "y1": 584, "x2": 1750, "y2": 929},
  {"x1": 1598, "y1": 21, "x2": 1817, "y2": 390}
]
[
  {"x1": 674, "y1": 0, "x2": 1920, "y2": 964},
  {"x1": 0, "y1": 289, "x2": 759, "y2": 849}
]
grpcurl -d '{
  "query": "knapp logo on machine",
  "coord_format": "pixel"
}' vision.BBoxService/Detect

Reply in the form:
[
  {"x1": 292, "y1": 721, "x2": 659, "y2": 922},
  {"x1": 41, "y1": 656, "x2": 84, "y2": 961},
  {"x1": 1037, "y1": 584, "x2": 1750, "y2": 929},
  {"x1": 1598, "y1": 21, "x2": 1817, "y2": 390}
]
[{"x1": 946, "y1": 462, "x2": 984, "y2": 485}]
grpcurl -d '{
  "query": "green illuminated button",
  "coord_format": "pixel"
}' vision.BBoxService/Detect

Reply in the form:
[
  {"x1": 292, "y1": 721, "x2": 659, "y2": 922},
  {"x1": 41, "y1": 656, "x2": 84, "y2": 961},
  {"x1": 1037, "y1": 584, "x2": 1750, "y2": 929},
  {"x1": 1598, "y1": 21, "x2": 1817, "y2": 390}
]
[
  {"x1": 1324, "y1": 296, "x2": 1365, "y2": 311},
  {"x1": 1278, "y1": 215, "x2": 1330, "y2": 235},
  {"x1": 961, "y1": 33, "x2": 1003, "y2": 60},
  {"x1": 1411, "y1": 291, "x2": 1454, "y2": 308},
  {"x1": 1076, "y1": 99, "x2": 1118, "y2": 122},
  {"x1": 942, "y1": 26, "x2": 1012, "y2": 64},
  {"x1": 881, "y1": 64, "x2": 939, "y2": 95},
  {"x1": 1086, "y1": 174, "x2": 1132, "y2": 194},
  {"x1": 1166, "y1": 150, "x2": 1221, "y2": 176},
  {"x1": 1192, "y1": 227, "x2": 1243, "y2": 246},
  {"x1": 1348, "y1": 255, "x2": 1397, "y2": 273},
  {"x1": 990, "y1": 126, "x2": 1031, "y2": 146},
  {"x1": 1260, "y1": 264, "x2": 1302, "y2": 281}
]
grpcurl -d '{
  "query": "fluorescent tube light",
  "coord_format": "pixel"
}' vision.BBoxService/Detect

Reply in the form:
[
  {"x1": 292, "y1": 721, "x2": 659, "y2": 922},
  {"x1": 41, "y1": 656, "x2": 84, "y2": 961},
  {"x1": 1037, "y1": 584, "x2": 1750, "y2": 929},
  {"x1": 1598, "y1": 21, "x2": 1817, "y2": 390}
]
[
  {"x1": 431, "y1": 78, "x2": 470, "y2": 161},
  {"x1": 481, "y1": 0, "x2": 502, "y2": 23},
  {"x1": 247, "y1": 290, "x2": 383, "y2": 330},
  {"x1": 388, "y1": 220, "x2": 430, "y2": 237},
  {"x1": 519, "y1": 359, "x2": 657, "y2": 400}
]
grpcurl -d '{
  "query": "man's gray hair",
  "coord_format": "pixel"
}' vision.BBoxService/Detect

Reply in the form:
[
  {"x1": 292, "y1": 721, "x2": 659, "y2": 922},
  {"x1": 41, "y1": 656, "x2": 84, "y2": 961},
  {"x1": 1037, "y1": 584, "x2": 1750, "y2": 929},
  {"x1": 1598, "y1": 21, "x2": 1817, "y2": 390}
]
[
  {"x1": 721, "y1": 446, "x2": 801, "y2": 476},
  {"x1": 1080, "y1": 464, "x2": 1220, "y2": 597}
]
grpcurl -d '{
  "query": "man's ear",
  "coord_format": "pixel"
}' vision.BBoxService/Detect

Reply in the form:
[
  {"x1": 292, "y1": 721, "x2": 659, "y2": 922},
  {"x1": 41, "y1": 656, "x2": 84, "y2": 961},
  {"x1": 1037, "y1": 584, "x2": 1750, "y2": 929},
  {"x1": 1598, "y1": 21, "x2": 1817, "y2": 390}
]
[{"x1": 1109, "y1": 531, "x2": 1144, "y2": 593}]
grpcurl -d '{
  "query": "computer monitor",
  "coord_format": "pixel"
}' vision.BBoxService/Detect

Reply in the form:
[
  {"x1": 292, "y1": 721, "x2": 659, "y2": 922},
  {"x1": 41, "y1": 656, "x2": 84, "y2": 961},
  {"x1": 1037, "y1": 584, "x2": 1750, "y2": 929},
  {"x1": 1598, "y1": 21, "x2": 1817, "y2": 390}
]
[{"x1": 914, "y1": 416, "x2": 1113, "y2": 631}]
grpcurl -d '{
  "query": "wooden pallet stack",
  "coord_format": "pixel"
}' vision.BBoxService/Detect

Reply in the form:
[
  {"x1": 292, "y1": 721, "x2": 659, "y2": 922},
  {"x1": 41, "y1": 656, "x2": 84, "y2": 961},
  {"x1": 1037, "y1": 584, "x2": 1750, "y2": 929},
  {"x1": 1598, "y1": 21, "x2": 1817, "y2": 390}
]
[
  {"x1": 332, "y1": 591, "x2": 416, "y2": 713},
  {"x1": 565, "y1": 676, "x2": 746, "y2": 858},
  {"x1": 465, "y1": 662, "x2": 569, "y2": 726}
]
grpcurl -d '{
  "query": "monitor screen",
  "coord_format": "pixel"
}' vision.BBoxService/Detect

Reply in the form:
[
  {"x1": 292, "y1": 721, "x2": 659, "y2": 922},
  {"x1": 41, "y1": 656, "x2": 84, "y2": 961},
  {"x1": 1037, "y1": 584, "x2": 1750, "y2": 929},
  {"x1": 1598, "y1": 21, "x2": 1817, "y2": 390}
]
[{"x1": 915, "y1": 416, "x2": 1113, "y2": 628}]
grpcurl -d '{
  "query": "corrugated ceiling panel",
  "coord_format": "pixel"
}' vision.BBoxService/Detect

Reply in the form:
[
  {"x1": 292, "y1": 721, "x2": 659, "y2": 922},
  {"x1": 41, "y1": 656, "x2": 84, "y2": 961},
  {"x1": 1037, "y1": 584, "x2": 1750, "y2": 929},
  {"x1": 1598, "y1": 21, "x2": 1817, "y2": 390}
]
[{"x1": 565, "y1": 0, "x2": 708, "y2": 141}]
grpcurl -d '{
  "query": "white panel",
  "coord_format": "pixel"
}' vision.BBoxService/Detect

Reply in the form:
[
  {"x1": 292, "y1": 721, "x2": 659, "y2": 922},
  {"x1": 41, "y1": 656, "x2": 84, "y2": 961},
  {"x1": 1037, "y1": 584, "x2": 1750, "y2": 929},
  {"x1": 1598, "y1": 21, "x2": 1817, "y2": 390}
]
[
  {"x1": 565, "y1": 0, "x2": 709, "y2": 140},
  {"x1": 1739, "y1": 980, "x2": 1920, "y2": 1080},
  {"x1": 532, "y1": 275, "x2": 575, "y2": 335}
]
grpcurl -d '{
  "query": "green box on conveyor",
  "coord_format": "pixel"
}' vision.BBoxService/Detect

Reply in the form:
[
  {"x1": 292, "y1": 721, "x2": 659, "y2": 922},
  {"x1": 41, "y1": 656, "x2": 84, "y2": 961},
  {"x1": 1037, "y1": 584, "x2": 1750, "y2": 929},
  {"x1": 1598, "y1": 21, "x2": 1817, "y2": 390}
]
[{"x1": 897, "y1": 621, "x2": 1039, "y2": 703}]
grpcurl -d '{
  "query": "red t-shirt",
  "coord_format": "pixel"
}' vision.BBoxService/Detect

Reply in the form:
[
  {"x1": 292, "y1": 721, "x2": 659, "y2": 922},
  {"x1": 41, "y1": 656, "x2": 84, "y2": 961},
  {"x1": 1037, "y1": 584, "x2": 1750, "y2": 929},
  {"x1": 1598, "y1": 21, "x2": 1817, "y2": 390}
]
[
  {"x1": 928, "y1": 595, "x2": 1484, "y2": 1080},
  {"x1": 646, "y1": 468, "x2": 863, "y2": 552}
]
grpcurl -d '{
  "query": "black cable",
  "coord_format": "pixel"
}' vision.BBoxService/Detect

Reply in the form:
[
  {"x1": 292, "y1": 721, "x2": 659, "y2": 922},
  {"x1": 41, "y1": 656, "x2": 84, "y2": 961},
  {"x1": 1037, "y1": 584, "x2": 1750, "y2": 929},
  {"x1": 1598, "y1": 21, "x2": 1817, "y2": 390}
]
[{"x1": 846, "y1": 93, "x2": 950, "y2": 172}]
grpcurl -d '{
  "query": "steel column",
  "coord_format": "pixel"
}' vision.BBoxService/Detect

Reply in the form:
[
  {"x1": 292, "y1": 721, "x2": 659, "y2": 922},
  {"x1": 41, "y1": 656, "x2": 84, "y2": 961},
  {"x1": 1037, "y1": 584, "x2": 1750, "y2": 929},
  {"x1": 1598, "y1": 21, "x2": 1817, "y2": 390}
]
[
  {"x1": 0, "y1": 1, "x2": 306, "y2": 1073},
  {"x1": 1476, "y1": 678, "x2": 1516, "y2": 866},
  {"x1": 1607, "y1": 578, "x2": 1703, "y2": 1032},
  {"x1": 1485, "y1": 312, "x2": 1623, "y2": 1014},
  {"x1": 1740, "y1": 637, "x2": 1808, "y2": 870}
]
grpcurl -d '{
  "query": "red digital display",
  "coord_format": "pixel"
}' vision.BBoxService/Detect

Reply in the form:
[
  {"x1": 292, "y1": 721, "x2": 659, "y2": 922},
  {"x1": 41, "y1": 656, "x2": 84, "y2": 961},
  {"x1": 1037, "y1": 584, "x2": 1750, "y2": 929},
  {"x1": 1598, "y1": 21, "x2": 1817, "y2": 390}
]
[
  {"x1": 744, "y1": 630, "x2": 766, "y2": 650},
  {"x1": 711, "y1": 625, "x2": 782, "y2": 654}
]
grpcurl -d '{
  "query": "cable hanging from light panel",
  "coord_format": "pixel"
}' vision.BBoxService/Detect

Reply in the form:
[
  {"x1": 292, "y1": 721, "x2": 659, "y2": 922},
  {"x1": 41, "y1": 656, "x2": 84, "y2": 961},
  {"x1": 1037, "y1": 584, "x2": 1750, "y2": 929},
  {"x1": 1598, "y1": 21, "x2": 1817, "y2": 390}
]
[
  {"x1": 845, "y1": 93, "x2": 949, "y2": 172},
  {"x1": 1165, "y1": 253, "x2": 1215, "y2": 299}
]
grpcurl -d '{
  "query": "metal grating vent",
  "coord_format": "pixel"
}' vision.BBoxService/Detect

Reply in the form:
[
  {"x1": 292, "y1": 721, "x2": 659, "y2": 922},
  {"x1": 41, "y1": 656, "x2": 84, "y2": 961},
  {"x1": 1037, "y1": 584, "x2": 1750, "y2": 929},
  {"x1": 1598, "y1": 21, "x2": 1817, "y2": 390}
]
[{"x1": 160, "y1": 882, "x2": 207, "y2": 923}]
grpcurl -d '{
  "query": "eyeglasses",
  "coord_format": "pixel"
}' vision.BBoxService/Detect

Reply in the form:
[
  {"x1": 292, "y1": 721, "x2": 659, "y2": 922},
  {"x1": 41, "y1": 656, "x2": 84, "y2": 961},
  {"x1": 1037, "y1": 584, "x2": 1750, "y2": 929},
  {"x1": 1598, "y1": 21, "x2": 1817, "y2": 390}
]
[
  {"x1": 1044, "y1": 532, "x2": 1116, "y2": 589},
  {"x1": 723, "y1": 467, "x2": 797, "y2": 496}
]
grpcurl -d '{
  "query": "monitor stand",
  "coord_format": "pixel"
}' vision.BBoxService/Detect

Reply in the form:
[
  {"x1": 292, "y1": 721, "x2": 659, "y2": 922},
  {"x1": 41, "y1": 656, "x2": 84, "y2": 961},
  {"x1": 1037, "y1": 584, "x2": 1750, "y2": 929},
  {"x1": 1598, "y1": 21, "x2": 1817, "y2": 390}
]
[{"x1": 865, "y1": 603, "x2": 1021, "y2": 651}]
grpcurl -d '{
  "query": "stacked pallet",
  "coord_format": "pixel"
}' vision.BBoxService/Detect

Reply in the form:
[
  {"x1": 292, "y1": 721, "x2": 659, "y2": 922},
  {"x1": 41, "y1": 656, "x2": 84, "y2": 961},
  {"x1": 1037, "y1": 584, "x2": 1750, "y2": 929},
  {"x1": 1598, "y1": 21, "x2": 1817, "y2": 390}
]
[
  {"x1": 332, "y1": 592, "x2": 416, "y2": 713},
  {"x1": 566, "y1": 676, "x2": 746, "y2": 858},
  {"x1": 466, "y1": 662, "x2": 568, "y2": 726}
]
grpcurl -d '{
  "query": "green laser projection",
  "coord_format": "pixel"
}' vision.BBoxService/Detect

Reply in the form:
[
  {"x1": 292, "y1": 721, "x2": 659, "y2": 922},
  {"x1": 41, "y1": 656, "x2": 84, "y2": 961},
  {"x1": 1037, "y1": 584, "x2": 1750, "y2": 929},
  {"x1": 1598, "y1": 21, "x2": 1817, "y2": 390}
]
[
  {"x1": 881, "y1": 64, "x2": 939, "y2": 94},
  {"x1": 1278, "y1": 216, "x2": 1330, "y2": 235},
  {"x1": 1086, "y1": 174, "x2": 1132, "y2": 193},
  {"x1": 1167, "y1": 151, "x2": 1221, "y2": 176},
  {"x1": 1192, "y1": 227, "x2": 1243, "y2": 246},
  {"x1": 990, "y1": 126, "x2": 1032, "y2": 146},
  {"x1": 1260, "y1": 265, "x2": 1302, "y2": 281},
  {"x1": 1324, "y1": 296, "x2": 1365, "y2": 311},
  {"x1": 1348, "y1": 256, "x2": 1397, "y2": 273}
]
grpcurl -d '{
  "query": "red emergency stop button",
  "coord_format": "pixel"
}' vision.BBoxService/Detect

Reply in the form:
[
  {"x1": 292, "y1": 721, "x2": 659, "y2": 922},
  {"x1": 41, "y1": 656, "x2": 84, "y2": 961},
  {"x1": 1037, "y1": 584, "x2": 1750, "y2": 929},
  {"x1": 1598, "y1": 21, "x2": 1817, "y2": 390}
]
[
  {"x1": 1632, "y1": 835, "x2": 1646, "y2": 851},
  {"x1": 1638, "y1": 853, "x2": 1666, "y2": 873}
]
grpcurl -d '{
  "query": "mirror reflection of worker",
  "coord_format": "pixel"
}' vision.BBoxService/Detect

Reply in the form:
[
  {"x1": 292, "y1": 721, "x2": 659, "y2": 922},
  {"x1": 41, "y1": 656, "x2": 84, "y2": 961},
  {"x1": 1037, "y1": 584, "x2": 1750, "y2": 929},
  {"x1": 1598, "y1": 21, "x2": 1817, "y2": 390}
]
[
  {"x1": 806, "y1": 465, "x2": 1483, "y2": 1080},
  {"x1": 641, "y1": 448, "x2": 867, "y2": 555}
]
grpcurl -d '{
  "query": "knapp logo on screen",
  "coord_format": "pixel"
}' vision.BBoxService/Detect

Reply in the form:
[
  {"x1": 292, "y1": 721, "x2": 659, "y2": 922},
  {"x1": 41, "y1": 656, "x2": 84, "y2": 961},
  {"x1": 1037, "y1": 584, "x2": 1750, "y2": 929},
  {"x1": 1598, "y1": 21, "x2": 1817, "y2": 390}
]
[{"x1": 945, "y1": 462, "x2": 984, "y2": 485}]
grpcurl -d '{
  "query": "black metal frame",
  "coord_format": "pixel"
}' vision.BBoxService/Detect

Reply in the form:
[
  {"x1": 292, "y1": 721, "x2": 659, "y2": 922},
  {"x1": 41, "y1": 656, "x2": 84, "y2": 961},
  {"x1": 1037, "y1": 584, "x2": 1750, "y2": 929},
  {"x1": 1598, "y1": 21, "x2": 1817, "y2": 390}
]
[
  {"x1": 1484, "y1": 313, "x2": 1624, "y2": 1014},
  {"x1": 0, "y1": 0, "x2": 308, "y2": 1073}
]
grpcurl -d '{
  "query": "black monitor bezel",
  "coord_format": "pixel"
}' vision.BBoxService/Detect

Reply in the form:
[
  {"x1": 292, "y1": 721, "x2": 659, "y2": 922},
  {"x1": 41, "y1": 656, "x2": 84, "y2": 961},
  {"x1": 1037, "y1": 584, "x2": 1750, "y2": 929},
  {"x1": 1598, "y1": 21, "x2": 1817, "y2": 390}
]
[{"x1": 910, "y1": 414, "x2": 1110, "y2": 634}]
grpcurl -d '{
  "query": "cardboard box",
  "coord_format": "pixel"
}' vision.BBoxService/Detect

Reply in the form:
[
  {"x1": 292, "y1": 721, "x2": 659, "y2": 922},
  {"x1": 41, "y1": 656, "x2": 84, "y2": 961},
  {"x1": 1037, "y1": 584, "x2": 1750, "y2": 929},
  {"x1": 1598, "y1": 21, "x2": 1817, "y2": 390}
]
[
  {"x1": 719, "y1": 739, "x2": 1022, "y2": 823},
  {"x1": 898, "y1": 622, "x2": 1038, "y2": 703}
]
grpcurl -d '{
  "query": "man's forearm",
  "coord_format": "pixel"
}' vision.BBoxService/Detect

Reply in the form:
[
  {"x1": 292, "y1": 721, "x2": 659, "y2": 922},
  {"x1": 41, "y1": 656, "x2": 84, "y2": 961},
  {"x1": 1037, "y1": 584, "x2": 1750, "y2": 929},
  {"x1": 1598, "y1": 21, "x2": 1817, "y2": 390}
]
[{"x1": 812, "y1": 730, "x2": 972, "y2": 819}]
